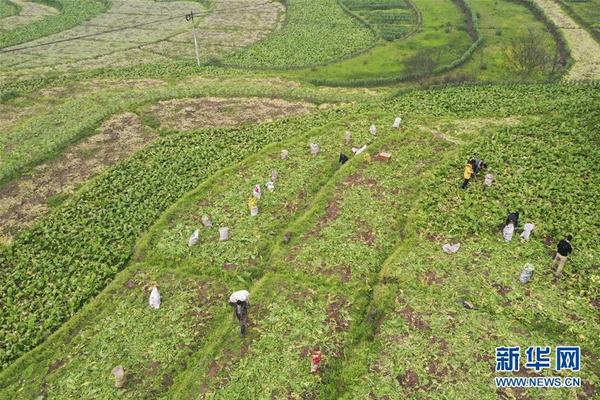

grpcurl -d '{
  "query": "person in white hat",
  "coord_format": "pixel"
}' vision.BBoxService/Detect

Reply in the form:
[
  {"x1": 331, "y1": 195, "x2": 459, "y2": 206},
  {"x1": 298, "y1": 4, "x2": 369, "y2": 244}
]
[{"x1": 229, "y1": 290, "x2": 250, "y2": 336}]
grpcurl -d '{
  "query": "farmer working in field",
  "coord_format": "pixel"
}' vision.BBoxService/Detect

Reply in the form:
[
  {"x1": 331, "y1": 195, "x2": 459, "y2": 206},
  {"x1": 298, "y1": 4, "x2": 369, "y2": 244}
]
[
  {"x1": 503, "y1": 211, "x2": 520, "y2": 241},
  {"x1": 505, "y1": 211, "x2": 519, "y2": 228},
  {"x1": 472, "y1": 159, "x2": 487, "y2": 177},
  {"x1": 229, "y1": 290, "x2": 250, "y2": 336},
  {"x1": 461, "y1": 159, "x2": 475, "y2": 189},
  {"x1": 553, "y1": 235, "x2": 573, "y2": 277}
]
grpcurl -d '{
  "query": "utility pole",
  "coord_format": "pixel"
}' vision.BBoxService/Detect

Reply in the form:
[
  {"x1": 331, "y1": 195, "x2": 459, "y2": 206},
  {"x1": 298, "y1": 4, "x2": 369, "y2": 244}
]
[{"x1": 186, "y1": 11, "x2": 200, "y2": 66}]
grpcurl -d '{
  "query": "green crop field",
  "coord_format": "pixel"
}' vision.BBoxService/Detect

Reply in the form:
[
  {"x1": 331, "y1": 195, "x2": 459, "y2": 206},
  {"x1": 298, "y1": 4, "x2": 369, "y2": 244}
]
[
  {"x1": 0, "y1": 0, "x2": 598, "y2": 398},
  {"x1": 0, "y1": 0, "x2": 18, "y2": 20}
]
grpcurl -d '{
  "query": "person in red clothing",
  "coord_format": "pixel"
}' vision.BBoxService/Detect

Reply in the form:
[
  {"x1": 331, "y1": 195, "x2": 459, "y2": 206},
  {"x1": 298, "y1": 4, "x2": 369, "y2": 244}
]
[{"x1": 311, "y1": 350, "x2": 322, "y2": 373}]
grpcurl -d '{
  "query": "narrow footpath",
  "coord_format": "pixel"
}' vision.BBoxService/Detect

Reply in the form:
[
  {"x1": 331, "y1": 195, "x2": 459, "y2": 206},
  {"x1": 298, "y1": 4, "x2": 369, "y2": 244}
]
[{"x1": 534, "y1": 0, "x2": 600, "y2": 80}]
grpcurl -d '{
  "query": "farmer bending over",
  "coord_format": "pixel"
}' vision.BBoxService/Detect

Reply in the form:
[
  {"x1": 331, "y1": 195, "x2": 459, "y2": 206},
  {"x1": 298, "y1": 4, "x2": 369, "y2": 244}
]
[
  {"x1": 505, "y1": 211, "x2": 519, "y2": 229},
  {"x1": 229, "y1": 290, "x2": 250, "y2": 336},
  {"x1": 472, "y1": 159, "x2": 487, "y2": 177},
  {"x1": 553, "y1": 235, "x2": 573, "y2": 277}
]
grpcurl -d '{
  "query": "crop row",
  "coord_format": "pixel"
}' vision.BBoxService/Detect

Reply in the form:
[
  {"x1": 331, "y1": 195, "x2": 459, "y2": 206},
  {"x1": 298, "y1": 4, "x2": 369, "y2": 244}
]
[
  {"x1": 0, "y1": 82, "x2": 596, "y2": 375},
  {"x1": 221, "y1": 0, "x2": 377, "y2": 68},
  {"x1": 171, "y1": 83, "x2": 600, "y2": 399},
  {"x1": 0, "y1": 107, "x2": 393, "y2": 397},
  {"x1": 0, "y1": 108, "x2": 351, "y2": 368},
  {"x1": 0, "y1": 0, "x2": 18, "y2": 20},
  {"x1": 0, "y1": 77, "x2": 375, "y2": 189},
  {"x1": 342, "y1": 0, "x2": 416, "y2": 41},
  {"x1": 343, "y1": 0, "x2": 409, "y2": 10},
  {"x1": 343, "y1": 97, "x2": 600, "y2": 395},
  {"x1": 169, "y1": 126, "x2": 456, "y2": 398},
  {"x1": 345, "y1": 235, "x2": 599, "y2": 399},
  {"x1": 143, "y1": 113, "x2": 382, "y2": 270},
  {"x1": 0, "y1": 0, "x2": 109, "y2": 49}
]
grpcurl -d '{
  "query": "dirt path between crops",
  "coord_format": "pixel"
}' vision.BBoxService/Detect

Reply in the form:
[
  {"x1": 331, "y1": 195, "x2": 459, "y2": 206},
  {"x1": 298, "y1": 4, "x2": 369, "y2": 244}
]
[
  {"x1": 533, "y1": 0, "x2": 600, "y2": 80},
  {"x1": 0, "y1": 97, "x2": 315, "y2": 246},
  {"x1": 0, "y1": 0, "x2": 58, "y2": 32}
]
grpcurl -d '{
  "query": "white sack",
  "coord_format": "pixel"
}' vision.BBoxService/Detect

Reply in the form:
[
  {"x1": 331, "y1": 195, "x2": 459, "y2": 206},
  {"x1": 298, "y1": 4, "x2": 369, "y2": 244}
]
[
  {"x1": 149, "y1": 287, "x2": 161, "y2": 309},
  {"x1": 442, "y1": 243, "x2": 461, "y2": 254},
  {"x1": 229, "y1": 290, "x2": 249, "y2": 303},
  {"x1": 520, "y1": 223, "x2": 535, "y2": 240},
  {"x1": 503, "y1": 223, "x2": 515, "y2": 242},
  {"x1": 188, "y1": 229, "x2": 199, "y2": 247}
]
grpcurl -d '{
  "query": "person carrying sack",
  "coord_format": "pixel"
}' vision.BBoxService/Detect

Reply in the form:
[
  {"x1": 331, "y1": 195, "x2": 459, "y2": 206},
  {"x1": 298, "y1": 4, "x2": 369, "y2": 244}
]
[
  {"x1": 553, "y1": 235, "x2": 573, "y2": 277},
  {"x1": 229, "y1": 290, "x2": 250, "y2": 336}
]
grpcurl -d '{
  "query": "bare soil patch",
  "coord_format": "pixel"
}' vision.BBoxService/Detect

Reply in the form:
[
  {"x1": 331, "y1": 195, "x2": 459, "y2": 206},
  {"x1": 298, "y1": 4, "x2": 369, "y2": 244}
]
[
  {"x1": 327, "y1": 298, "x2": 349, "y2": 333},
  {"x1": 422, "y1": 271, "x2": 444, "y2": 285},
  {"x1": 398, "y1": 305, "x2": 429, "y2": 330},
  {"x1": 47, "y1": 358, "x2": 66, "y2": 373},
  {"x1": 396, "y1": 369, "x2": 421, "y2": 388},
  {"x1": 322, "y1": 265, "x2": 352, "y2": 283},
  {"x1": 356, "y1": 223, "x2": 377, "y2": 246},
  {"x1": 150, "y1": 97, "x2": 315, "y2": 131},
  {"x1": 324, "y1": 201, "x2": 340, "y2": 223}
]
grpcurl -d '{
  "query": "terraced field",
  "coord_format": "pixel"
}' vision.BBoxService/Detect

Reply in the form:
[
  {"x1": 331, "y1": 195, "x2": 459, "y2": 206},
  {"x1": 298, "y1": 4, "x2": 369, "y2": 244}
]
[
  {"x1": 0, "y1": 0, "x2": 284, "y2": 76},
  {"x1": 0, "y1": 0, "x2": 58, "y2": 31},
  {"x1": 1, "y1": 83, "x2": 598, "y2": 399},
  {"x1": 0, "y1": 0, "x2": 598, "y2": 398},
  {"x1": 0, "y1": 0, "x2": 108, "y2": 49}
]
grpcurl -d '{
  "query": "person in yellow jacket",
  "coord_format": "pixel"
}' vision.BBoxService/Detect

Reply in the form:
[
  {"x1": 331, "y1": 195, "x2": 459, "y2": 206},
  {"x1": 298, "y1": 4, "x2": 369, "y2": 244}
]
[{"x1": 461, "y1": 159, "x2": 475, "y2": 189}]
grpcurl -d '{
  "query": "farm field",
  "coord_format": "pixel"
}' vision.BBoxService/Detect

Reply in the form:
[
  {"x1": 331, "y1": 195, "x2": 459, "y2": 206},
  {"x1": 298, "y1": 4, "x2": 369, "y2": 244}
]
[
  {"x1": 0, "y1": 0, "x2": 58, "y2": 30},
  {"x1": 0, "y1": 0, "x2": 598, "y2": 399},
  {"x1": 556, "y1": 0, "x2": 600, "y2": 40},
  {"x1": 532, "y1": 0, "x2": 600, "y2": 80},
  {"x1": 0, "y1": 0, "x2": 107, "y2": 49}
]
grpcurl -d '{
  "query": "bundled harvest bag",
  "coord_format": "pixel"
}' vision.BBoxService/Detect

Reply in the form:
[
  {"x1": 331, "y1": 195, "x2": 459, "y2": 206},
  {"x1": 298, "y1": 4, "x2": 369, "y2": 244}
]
[
  {"x1": 520, "y1": 223, "x2": 535, "y2": 240},
  {"x1": 352, "y1": 145, "x2": 367, "y2": 155},
  {"x1": 310, "y1": 143, "x2": 320, "y2": 155},
  {"x1": 442, "y1": 243, "x2": 460, "y2": 254},
  {"x1": 344, "y1": 131, "x2": 352, "y2": 145},
  {"x1": 188, "y1": 229, "x2": 199, "y2": 247},
  {"x1": 219, "y1": 227, "x2": 229, "y2": 241},
  {"x1": 149, "y1": 287, "x2": 161, "y2": 309},
  {"x1": 112, "y1": 365, "x2": 127, "y2": 388},
  {"x1": 503, "y1": 223, "x2": 515, "y2": 242},
  {"x1": 369, "y1": 124, "x2": 377, "y2": 136},
  {"x1": 484, "y1": 174, "x2": 494, "y2": 187},
  {"x1": 201, "y1": 215, "x2": 212, "y2": 228},
  {"x1": 519, "y1": 263, "x2": 534, "y2": 283}
]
